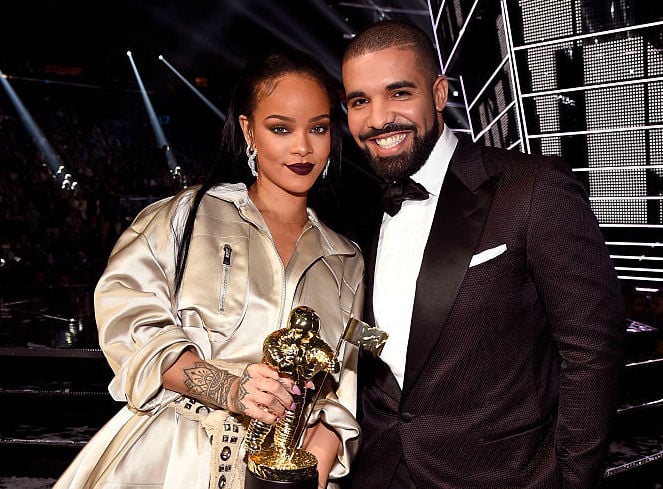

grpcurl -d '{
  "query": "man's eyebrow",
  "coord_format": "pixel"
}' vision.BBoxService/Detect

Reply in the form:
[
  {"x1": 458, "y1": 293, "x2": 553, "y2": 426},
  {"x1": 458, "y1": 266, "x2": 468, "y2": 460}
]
[
  {"x1": 344, "y1": 90, "x2": 366, "y2": 100},
  {"x1": 345, "y1": 80, "x2": 417, "y2": 101},
  {"x1": 386, "y1": 80, "x2": 417, "y2": 91}
]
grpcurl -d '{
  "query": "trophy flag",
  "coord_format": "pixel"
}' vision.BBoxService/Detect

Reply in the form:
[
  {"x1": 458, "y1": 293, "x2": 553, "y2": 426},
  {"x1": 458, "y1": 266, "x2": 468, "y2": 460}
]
[{"x1": 340, "y1": 317, "x2": 388, "y2": 356}]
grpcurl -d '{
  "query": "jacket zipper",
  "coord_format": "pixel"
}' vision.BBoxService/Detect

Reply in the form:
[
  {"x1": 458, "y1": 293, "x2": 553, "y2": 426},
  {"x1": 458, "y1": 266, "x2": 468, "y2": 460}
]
[{"x1": 219, "y1": 244, "x2": 232, "y2": 313}]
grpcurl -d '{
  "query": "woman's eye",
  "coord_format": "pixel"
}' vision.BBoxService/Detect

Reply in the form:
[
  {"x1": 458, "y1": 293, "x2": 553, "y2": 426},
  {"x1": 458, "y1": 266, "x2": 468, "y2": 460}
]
[
  {"x1": 312, "y1": 125, "x2": 329, "y2": 134},
  {"x1": 271, "y1": 125, "x2": 289, "y2": 134}
]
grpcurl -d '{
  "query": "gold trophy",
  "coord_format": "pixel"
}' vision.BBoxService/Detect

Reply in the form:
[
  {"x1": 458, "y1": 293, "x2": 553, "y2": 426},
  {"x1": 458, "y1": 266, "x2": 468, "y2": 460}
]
[
  {"x1": 244, "y1": 305, "x2": 388, "y2": 489},
  {"x1": 244, "y1": 305, "x2": 338, "y2": 488}
]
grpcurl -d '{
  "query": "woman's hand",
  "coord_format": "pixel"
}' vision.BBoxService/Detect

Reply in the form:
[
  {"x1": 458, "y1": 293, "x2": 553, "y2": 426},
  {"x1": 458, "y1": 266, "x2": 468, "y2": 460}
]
[
  {"x1": 162, "y1": 350, "x2": 315, "y2": 424},
  {"x1": 228, "y1": 363, "x2": 301, "y2": 423}
]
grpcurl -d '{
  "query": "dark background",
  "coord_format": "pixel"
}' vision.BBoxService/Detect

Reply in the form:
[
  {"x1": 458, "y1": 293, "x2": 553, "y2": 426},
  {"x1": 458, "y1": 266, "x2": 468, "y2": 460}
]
[
  {"x1": 0, "y1": 0, "x2": 433, "y2": 339},
  {"x1": 0, "y1": 0, "x2": 433, "y2": 231}
]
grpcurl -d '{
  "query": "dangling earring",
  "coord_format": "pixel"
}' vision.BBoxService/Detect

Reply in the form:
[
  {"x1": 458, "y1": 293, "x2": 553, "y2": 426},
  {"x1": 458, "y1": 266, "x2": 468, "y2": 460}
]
[
  {"x1": 246, "y1": 146, "x2": 258, "y2": 177},
  {"x1": 322, "y1": 158, "x2": 330, "y2": 179}
]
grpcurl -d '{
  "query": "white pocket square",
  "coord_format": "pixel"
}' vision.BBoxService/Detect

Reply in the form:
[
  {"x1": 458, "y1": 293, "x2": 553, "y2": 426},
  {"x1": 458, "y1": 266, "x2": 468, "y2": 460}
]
[{"x1": 469, "y1": 244, "x2": 507, "y2": 268}]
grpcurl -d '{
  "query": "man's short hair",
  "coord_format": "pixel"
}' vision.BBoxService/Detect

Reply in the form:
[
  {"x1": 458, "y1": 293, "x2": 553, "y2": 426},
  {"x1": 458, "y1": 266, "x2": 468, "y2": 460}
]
[{"x1": 343, "y1": 20, "x2": 441, "y2": 81}]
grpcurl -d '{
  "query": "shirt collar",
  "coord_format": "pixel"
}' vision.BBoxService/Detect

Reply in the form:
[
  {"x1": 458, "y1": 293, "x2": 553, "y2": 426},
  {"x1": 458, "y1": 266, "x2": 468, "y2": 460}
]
[{"x1": 411, "y1": 124, "x2": 458, "y2": 197}]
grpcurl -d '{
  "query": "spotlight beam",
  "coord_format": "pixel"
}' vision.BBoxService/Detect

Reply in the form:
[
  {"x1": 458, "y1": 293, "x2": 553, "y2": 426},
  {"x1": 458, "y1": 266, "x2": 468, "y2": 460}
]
[
  {"x1": 232, "y1": 2, "x2": 342, "y2": 79},
  {"x1": 126, "y1": 51, "x2": 183, "y2": 183},
  {"x1": 0, "y1": 69, "x2": 78, "y2": 191},
  {"x1": 158, "y1": 55, "x2": 225, "y2": 121}
]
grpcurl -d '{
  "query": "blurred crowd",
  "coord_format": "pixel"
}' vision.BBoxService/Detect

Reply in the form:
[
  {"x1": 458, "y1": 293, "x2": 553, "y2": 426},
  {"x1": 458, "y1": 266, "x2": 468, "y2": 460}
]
[{"x1": 0, "y1": 82, "x2": 213, "y2": 302}]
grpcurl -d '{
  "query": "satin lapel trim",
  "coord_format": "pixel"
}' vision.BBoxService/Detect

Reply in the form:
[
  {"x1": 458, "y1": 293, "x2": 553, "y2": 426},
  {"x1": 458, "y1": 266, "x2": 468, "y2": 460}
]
[
  {"x1": 362, "y1": 214, "x2": 402, "y2": 400},
  {"x1": 402, "y1": 167, "x2": 497, "y2": 399},
  {"x1": 359, "y1": 349, "x2": 402, "y2": 402},
  {"x1": 363, "y1": 216, "x2": 381, "y2": 328}
]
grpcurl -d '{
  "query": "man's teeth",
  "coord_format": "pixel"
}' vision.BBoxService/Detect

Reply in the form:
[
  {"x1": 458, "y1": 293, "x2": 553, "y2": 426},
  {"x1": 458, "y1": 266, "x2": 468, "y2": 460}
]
[{"x1": 375, "y1": 133, "x2": 406, "y2": 149}]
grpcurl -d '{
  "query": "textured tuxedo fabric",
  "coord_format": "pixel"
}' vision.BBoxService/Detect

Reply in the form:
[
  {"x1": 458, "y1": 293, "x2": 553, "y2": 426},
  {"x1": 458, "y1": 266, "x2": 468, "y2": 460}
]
[{"x1": 348, "y1": 136, "x2": 626, "y2": 489}]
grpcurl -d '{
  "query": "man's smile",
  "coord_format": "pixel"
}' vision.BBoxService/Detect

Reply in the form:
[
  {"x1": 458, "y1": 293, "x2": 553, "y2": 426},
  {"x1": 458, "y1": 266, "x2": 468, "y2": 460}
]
[{"x1": 374, "y1": 133, "x2": 407, "y2": 149}]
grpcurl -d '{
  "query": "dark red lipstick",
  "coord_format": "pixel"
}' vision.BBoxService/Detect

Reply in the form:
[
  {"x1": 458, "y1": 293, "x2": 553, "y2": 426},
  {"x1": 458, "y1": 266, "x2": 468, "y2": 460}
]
[{"x1": 287, "y1": 163, "x2": 314, "y2": 175}]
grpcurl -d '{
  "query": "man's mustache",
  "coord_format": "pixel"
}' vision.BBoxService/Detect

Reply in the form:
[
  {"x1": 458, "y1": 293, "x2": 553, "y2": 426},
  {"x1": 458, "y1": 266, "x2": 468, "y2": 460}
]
[{"x1": 359, "y1": 123, "x2": 416, "y2": 142}]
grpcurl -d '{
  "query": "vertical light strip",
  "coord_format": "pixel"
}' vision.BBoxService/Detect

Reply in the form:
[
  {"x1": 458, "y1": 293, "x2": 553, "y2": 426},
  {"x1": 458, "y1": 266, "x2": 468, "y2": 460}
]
[
  {"x1": 442, "y1": 0, "x2": 480, "y2": 74},
  {"x1": 467, "y1": 55, "x2": 510, "y2": 110},
  {"x1": 430, "y1": 0, "x2": 448, "y2": 72},
  {"x1": 474, "y1": 100, "x2": 517, "y2": 140},
  {"x1": 432, "y1": 0, "x2": 447, "y2": 32},
  {"x1": 459, "y1": 75, "x2": 475, "y2": 140},
  {"x1": 499, "y1": 0, "x2": 530, "y2": 153},
  {"x1": 426, "y1": 0, "x2": 436, "y2": 38}
]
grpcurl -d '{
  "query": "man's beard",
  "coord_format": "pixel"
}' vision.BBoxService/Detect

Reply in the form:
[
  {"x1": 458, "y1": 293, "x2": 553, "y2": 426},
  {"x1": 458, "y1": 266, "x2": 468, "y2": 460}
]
[{"x1": 361, "y1": 116, "x2": 440, "y2": 182}]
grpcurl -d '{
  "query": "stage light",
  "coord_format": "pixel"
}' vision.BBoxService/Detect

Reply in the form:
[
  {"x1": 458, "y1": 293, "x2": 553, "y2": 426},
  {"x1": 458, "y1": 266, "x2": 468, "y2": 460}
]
[
  {"x1": 0, "y1": 69, "x2": 79, "y2": 192},
  {"x1": 158, "y1": 55, "x2": 225, "y2": 121},
  {"x1": 127, "y1": 51, "x2": 183, "y2": 185}
]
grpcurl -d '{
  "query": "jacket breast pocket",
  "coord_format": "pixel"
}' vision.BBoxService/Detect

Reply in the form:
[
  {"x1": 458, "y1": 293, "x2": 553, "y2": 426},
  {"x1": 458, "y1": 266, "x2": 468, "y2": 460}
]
[
  {"x1": 178, "y1": 234, "x2": 249, "y2": 338},
  {"x1": 461, "y1": 246, "x2": 522, "y2": 290}
]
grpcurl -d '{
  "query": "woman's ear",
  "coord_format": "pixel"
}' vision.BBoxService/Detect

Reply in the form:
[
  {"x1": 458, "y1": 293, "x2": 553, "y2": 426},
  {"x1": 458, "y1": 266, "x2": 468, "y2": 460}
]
[{"x1": 239, "y1": 115, "x2": 252, "y2": 147}]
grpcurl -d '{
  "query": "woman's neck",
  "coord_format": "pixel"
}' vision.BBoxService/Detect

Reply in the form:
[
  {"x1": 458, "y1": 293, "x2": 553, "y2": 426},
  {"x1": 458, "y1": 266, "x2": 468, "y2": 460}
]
[
  {"x1": 248, "y1": 182, "x2": 309, "y2": 266},
  {"x1": 248, "y1": 183, "x2": 308, "y2": 226}
]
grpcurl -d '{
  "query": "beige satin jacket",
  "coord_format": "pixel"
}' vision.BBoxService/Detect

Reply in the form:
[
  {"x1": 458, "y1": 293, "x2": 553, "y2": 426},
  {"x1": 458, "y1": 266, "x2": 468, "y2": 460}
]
[{"x1": 54, "y1": 183, "x2": 365, "y2": 489}]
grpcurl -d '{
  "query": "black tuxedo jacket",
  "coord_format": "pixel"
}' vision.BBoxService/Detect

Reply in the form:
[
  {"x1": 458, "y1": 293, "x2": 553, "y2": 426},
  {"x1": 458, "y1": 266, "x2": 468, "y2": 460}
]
[{"x1": 348, "y1": 135, "x2": 626, "y2": 489}]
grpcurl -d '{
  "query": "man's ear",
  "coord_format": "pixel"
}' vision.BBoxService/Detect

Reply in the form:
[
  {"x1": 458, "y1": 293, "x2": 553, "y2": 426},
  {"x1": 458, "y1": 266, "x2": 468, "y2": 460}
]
[
  {"x1": 239, "y1": 115, "x2": 252, "y2": 146},
  {"x1": 433, "y1": 75, "x2": 448, "y2": 112}
]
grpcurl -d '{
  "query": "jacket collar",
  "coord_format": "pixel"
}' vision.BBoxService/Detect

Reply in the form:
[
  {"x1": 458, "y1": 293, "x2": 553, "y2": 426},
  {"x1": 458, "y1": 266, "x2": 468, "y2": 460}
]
[{"x1": 206, "y1": 182, "x2": 358, "y2": 257}]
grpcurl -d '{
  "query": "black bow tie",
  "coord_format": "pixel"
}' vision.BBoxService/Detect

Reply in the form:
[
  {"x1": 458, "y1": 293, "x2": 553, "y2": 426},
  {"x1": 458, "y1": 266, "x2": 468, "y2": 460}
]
[{"x1": 380, "y1": 178, "x2": 429, "y2": 216}]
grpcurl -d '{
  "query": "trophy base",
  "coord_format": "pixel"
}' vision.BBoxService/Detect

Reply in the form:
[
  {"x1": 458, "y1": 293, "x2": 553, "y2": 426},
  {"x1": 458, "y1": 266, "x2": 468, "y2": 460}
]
[{"x1": 245, "y1": 468, "x2": 318, "y2": 489}]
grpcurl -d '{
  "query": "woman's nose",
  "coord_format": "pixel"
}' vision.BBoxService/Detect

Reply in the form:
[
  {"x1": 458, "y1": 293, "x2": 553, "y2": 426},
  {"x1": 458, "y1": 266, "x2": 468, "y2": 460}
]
[{"x1": 292, "y1": 132, "x2": 313, "y2": 156}]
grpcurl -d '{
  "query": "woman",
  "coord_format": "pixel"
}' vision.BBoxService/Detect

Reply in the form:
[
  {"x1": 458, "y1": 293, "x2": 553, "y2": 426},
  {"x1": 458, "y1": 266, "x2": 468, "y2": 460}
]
[{"x1": 54, "y1": 48, "x2": 364, "y2": 489}]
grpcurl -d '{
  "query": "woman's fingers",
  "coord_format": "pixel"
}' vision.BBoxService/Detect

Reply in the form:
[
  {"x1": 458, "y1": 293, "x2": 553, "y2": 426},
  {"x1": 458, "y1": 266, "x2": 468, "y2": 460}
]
[{"x1": 231, "y1": 363, "x2": 299, "y2": 422}]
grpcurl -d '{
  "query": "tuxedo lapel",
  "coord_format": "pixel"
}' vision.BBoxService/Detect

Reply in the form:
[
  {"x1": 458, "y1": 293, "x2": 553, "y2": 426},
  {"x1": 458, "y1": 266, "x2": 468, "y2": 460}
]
[
  {"x1": 402, "y1": 138, "x2": 498, "y2": 399},
  {"x1": 359, "y1": 215, "x2": 403, "y2": 401},
  {"x1": 362, "y1": 218, "x2": 380, "y2": 329}
]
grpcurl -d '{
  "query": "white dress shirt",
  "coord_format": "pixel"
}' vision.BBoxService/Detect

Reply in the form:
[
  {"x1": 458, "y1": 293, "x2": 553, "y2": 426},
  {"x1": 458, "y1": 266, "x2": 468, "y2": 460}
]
[{"x1": 373, "y1": 125, "x2": 458, "y2": 388}]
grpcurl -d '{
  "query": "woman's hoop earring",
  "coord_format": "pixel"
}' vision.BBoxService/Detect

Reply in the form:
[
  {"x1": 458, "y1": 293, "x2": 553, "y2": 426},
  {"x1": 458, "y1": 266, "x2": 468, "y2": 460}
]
[
  {"x1": 246, "y1": 146, "x2": 258, "y2": 177},
  {"x1": 322, "y1": 158, "x2": 330, "y2": 179}
]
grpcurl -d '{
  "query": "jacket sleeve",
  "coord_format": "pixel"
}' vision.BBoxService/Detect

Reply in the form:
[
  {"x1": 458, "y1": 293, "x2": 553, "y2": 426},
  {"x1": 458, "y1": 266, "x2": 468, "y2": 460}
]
[
  {"x1": 94, "y1": 193, "x2": 202, "y2": 412},
  {"x1": 308, "y1": 248, "x2": 365, "y2": 480},
  {"x1": 527, "y1": 158, "x2": 626, "y2": 488}
]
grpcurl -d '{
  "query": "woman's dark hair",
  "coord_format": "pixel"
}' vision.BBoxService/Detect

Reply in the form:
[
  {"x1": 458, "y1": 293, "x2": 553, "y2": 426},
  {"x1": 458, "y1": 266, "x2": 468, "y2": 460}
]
[{"x1": 173, "y1": 47, "x2": 344, "y2": 294}]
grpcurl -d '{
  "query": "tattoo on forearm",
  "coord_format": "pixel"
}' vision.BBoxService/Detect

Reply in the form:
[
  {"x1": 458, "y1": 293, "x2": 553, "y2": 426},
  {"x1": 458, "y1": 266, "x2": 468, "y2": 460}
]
[
  {"x1": 183, "y1": 362, "x2": 238, "y2": 410},
  {"x1": 236, "y1": 365, "x2": 251, "y2": 413}
]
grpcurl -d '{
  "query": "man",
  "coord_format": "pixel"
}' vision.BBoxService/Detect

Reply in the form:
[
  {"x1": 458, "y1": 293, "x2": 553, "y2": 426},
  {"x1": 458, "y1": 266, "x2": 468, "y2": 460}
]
[{"x1": 341, "y1": 20, "x2": 626, "y2": 489}]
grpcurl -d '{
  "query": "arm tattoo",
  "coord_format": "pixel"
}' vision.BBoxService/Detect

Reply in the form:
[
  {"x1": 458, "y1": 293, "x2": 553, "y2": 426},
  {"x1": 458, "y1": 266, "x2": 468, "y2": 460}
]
[
  {"x1": 235, "y1": 365, "x2": 251, "y2": 413},
  {"x1": 183, "y1": 361, "x2": 238, "y2": 410}
]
